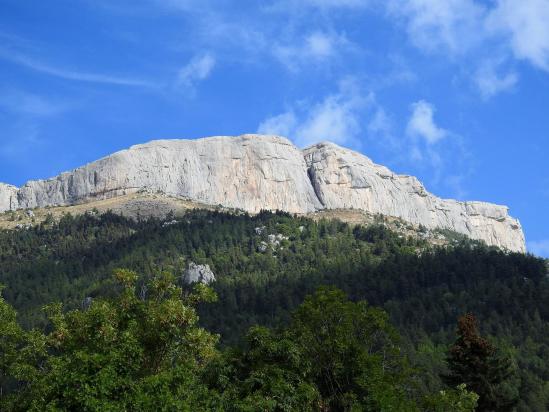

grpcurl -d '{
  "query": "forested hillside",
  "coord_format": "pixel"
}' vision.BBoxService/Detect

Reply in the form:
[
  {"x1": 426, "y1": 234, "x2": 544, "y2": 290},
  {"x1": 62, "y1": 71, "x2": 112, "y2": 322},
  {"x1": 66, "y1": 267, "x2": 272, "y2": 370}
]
[{"x1": 0, "y1": 210, "x2": 547, "y2": 410}]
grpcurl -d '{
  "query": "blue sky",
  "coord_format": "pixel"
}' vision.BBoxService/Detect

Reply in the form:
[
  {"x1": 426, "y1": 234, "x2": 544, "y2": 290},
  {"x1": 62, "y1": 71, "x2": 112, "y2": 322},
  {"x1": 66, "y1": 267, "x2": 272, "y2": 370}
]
[{"x1": 0, "y1": 0, "x2": 548, "y2": 256}]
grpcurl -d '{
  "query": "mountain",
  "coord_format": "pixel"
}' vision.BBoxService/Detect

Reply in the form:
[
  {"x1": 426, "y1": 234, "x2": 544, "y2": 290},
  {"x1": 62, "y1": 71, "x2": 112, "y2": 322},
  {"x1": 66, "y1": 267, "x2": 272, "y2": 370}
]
[{"x1": 0, "y1": 134, "x2": 525, "y2": 252}]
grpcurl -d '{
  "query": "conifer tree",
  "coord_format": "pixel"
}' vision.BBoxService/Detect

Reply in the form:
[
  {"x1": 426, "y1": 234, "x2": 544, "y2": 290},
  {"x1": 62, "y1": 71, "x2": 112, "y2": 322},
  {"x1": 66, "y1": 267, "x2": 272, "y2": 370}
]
[{"x1": 443, "y1": 313, "x2": 517, "y2": 412}]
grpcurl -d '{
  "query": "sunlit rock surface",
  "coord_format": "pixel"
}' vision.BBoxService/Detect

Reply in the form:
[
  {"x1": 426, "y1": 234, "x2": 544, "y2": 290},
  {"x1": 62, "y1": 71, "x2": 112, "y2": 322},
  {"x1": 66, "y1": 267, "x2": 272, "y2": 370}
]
[
  {"x1": 303, "y1": 142, "x2": 525, "y2": 252},
  {"x1": 0, "y1": 134, "x2": 525, "y2": 252}
]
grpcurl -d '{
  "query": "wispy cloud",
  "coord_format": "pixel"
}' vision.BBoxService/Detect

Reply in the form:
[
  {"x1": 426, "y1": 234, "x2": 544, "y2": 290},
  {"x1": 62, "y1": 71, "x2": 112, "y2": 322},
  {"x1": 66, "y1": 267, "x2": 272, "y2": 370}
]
[
  {"x1": 386, "y1": 0, "x2": 549, "y2": 72},
  {"x1": 257, "y1": 112, "x2": 298, "y2": 138},
  {"x1": 177, "y1": 53, "x2": 216, "y2": 88},
  {"x1": 386, "y1": 0, "x2": 486, "y2": 55},
  {"x1": 487, "y1": 0, "x2": 549, "y2": 72},
  {"x1": 474, "y1": 59, "x2": 518, "y2": 99},
  {"x1": 258, "y1": 78, "x2": 373, "y2": 147},
  {"x1": 403, "y1": 99, "x2": 470, "y2": 197},
  {"x1": 406, "y1": 100, "x2": 447, "y2": 144},
  {"x1": 273, "y1": 31, "x2": 351, "y2": 71},
  {"x1": 0, "y1": 47, "x2": 155, "y2": 87},
  {"x1": 385, "y1": 0, "x2": 549, "y2": 98}
]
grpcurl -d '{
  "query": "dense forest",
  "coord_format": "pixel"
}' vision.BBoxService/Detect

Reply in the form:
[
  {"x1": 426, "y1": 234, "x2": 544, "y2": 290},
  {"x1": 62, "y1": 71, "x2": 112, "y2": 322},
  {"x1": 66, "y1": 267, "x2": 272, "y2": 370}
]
[{"x1": 0, "y1": 209, "x2": 547, "y2": 410}]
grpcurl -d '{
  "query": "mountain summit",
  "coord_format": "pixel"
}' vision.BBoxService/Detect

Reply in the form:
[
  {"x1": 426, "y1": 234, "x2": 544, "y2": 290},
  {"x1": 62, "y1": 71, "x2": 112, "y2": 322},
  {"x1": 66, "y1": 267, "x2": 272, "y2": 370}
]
[{"x1": 0, "y1": 134, "x2": 525, "y2": 252}]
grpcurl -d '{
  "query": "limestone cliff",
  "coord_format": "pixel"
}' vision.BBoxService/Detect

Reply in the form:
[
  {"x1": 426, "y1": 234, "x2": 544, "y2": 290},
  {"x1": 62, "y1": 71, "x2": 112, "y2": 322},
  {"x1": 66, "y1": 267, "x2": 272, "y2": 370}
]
[
  {"x1": 0, "y1": 134, "x2": 525, "y2": 252},
  {"x1": 0, "y1": 183, "x2": 18, "y2": 212},
  {"x1": 303, "y1": 142, "x2": 525, "y2": 252},
  {"x1": 11, "y1": 135, "x2": 321, "y2": 214}
]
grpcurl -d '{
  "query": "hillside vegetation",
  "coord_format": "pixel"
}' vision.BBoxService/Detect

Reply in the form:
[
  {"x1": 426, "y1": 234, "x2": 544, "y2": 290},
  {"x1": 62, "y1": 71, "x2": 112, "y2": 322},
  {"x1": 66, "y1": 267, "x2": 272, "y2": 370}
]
[{"x1": 0, "y1": 210, "x2": 547, "y2": 410}]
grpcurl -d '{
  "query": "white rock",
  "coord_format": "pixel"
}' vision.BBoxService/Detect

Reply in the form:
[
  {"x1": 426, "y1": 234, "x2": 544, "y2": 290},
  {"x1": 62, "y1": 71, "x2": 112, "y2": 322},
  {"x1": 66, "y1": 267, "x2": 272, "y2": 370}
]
[
  {"x1": 0, "y1": 183, "x2": 18, "y2": 211},
  {"x1": 0, "y1": 134, "x2": 526, "y2": 252},
  {"x1": 10, "y1": 135, "x2": 321, "y2": 214},
  {"x1": 182, "y1": 262, "x2": 216, "y2": 285},
  {"x1": 303, "y1": 142, "x2": 525, "y2": 252},
  {"x1": 258, "y1": 241, "x2": 269, "y2": 252}
]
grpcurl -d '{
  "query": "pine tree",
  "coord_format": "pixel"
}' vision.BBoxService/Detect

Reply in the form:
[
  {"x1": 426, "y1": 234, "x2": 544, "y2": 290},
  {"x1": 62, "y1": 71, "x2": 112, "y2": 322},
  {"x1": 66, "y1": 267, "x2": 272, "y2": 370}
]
[{"x1": 443, "y1": 313, "x2": 518, "y2": 411}]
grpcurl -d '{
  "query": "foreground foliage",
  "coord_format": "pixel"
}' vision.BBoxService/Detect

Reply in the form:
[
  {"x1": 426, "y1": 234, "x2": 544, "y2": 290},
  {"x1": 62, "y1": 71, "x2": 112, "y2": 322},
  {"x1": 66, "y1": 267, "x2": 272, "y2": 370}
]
[
  {"x1": 1, "y1": 273, "x2": 480, "y2": 411},
  {"x1": 0, "y1": 210, "x2": 547, "y2": 409},
  {"x1": 1, "y1": 270, "x2": 220, "y2": 411}
]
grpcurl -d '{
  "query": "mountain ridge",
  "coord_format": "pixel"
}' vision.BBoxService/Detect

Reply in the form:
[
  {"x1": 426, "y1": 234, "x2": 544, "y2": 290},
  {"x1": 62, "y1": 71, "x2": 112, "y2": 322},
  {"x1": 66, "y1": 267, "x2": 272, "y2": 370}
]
[{"x1": 0, "y1": 134, "x2": 525, "y2": 252}]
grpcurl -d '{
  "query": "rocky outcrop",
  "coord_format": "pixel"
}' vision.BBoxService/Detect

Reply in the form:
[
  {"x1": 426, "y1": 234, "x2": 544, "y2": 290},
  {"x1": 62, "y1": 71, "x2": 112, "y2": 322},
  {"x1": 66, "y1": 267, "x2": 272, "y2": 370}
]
[
  {"x1": 183, "y1": 263, "x2": 216, "y2": 285},
  {"x1": 9, "y1": 135, "x2": 321, "y2": 214},
  {"x1": 303, "y1": 142, "x2": 525, "y2": 252},
  {"x1": 0, "y1": 183, "x2": 18, "y2": 212},
  {"x1": 0, "y1": 134, "x2": 525, "y2": 252}
]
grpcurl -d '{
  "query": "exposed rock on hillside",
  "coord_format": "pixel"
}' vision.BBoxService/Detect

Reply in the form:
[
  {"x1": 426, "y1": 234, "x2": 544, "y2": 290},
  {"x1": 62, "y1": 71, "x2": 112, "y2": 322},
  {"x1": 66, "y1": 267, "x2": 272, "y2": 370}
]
[
  {"x1": 0, "y1": 134, "x2": 525, "y2": 252},
  {"x1": 182, "y1": 262, "x2": 216, "y2": 285},
  {"x1": 10, "y1": 135, "x2": 321, "y2": 214},
  {"x1": 303, "y1": 142, "x2": 525, "y2": 252},
  {"x1": 0, "y1": 183, "x2": 18, "y2": 211}
]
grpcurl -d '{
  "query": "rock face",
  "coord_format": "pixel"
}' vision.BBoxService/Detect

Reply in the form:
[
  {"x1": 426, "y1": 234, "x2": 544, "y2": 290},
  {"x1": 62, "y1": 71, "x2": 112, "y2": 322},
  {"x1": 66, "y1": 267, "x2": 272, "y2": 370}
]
[
  {"x1": 0, "y1": 183, "x2": 18, "y2": 212},
  {"x1": 0, "y1": 134, "x2": 526, "y2": 252},
  {"x1": 10, "y1": 135, "x2": 321, "y2": 214},
  {"x1": 183, "y1": 262, "x2": 216, "y2": 285},
  {"x1": 303, "y1": 142, "x2": 525, "y2": 252}
]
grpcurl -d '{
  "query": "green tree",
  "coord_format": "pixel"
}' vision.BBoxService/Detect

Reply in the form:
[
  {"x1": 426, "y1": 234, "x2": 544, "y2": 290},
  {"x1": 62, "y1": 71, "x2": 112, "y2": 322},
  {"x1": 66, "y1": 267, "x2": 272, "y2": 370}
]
[
  {"x1": 215, "y1": 286, "x2": 419, "y2": 411},
  {"x1": 3, "y1": 270, "x2": 222, "y2": 412},
  {"x1": 443, "y1": 313, "x2": 518, "y2": 412},
  {"x1": 0, "y1": 286, "x2": 47, "y2": 409},
  {"x1": 422, "y1": 383, "x2": 479, "y2": 412},
  {"x1": 288, "y1": 287, "x2": 417, "y2": 411},
  {"x1": 0, "y1": 285, "x2": 22, "y2": 396},
  {"x1": 208, "y1": 325, "x2": 319, "y2": 411}
]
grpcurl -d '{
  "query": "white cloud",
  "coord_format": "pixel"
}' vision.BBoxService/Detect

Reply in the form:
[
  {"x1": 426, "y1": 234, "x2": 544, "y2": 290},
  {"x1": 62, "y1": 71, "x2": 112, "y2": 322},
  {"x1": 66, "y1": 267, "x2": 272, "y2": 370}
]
[
  {"x1": 387, "y1": 0, "x2": 549, "y2": 77},
  {"x1": 177, "y1": 53, "x2": 216, "y2": 88},
  {"x1": 257, "y1": 112, "x2": 297, "y2": 137},
  {"x1": 294, "y1": 94, "x2": 363, "y2": 146},
  {"x1": 474, "y1": 59, "x2": 518, "y2": 99},
  {"x1": 0, "y1": 47, "x2": 154, "y2": 87},
  {"x1": 257, "y1": 79, "x2": 373, "y2": 147},
  {"x1": 404, "y1": 100, "x2": 469, "y2": 195},
  {"x1": 527, "y1": 239, "x2": 549, "y2": 257},
  {"x1": 406, "y1": 100, "x2": 447, "y2": 144},
  {"x1": 487, "y1": 0, "x2": 549, "y2": 71},
  {"x1": 273, "y1": 31, "x2": 349, "y2": 71},
  {"x1": 386, "y1": 0, "x2": 486, "y2": 55},
  {"x1": 306, "y1": 32, "x2": 336, "y2": 58},
  {"x1": 258, "y1": 88, "x2": 469, "y2": 198}
]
